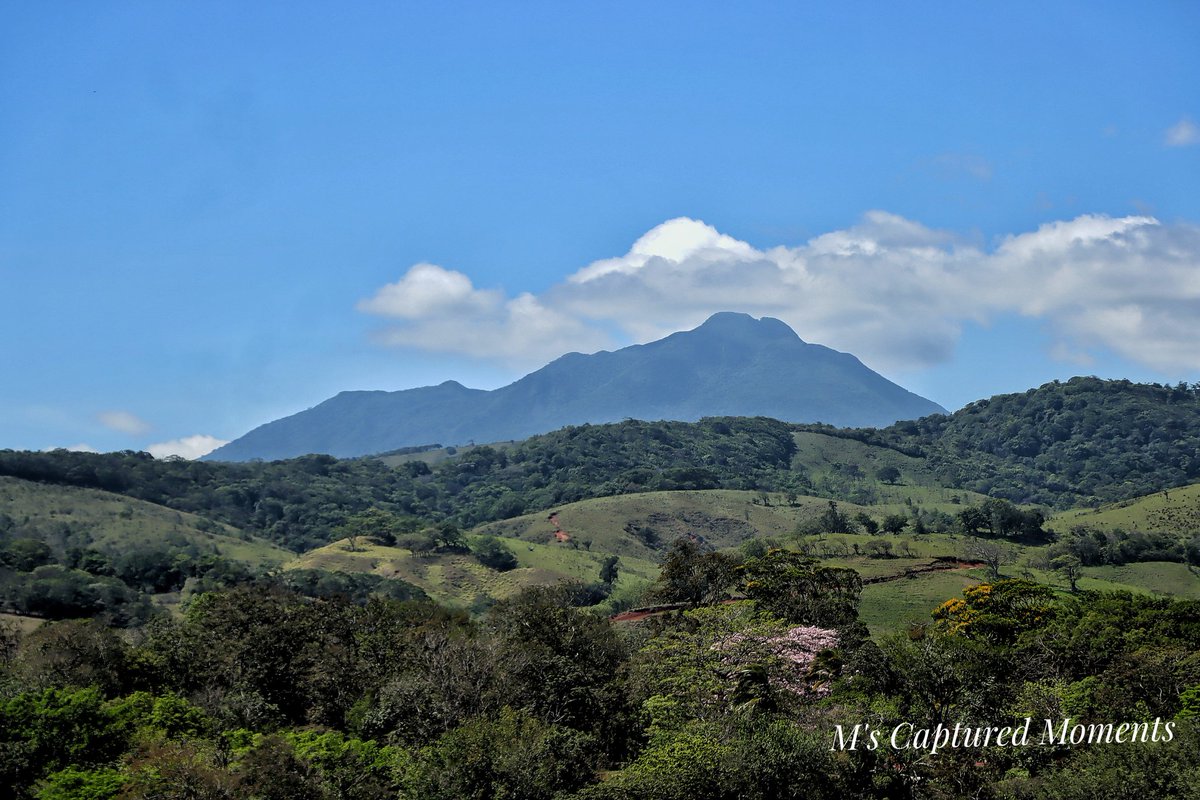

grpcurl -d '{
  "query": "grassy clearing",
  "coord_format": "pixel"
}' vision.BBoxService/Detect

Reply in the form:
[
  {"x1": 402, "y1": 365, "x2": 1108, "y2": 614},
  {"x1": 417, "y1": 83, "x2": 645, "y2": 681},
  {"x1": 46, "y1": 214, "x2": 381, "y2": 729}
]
[
  {"x1": 1050, "y1": 481, "x2": 1200, "y2": 534},
  {"x1": 0, "y1": 611, "x2": 46, "y2": 634},
  {"x1": 0, "y1": 476, "x2": 293, "y2": 568},
  {"x1": 475, "y1": 489, "x2": 883, "y2": 560},
  {"x1": 287, "y1": 534, "x2": 660, "y2": 609},
  {"x1": 858, "y1": 568, "x2": 986, "y2": 637},
  {"x1": 790, "y1": 431, "x2": 991, "y2": 509},
  {"x1": 375, "y1": 441, "x2": 520, "y2": 468}
]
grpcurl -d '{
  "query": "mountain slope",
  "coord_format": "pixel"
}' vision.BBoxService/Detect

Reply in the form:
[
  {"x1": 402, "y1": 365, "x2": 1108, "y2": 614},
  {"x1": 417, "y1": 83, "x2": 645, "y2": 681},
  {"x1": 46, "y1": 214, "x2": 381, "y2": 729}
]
[
  {"x1": 861, "y1": 376, "x2": 1200, "y2": 506},
  {"x1": 206, "y1": 312, "x2": 946, "y2": 461},
  {"x1": 0, "y1": 476, "x2": 294, "y2": 568}
]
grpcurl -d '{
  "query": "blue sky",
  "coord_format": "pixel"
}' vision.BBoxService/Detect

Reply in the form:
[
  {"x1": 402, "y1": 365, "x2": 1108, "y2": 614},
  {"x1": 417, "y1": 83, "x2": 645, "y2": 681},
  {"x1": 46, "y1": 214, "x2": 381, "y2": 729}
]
[{"x1": 2, "y1": 2, "x2": 1198, "y2": 457}]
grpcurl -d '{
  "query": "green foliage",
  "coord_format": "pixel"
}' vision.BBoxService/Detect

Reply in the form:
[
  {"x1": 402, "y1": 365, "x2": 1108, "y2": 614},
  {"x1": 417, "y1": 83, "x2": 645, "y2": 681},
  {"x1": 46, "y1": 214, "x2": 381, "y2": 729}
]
[
  {"x1": 0, "y1": 687, "x2": 130, "y2": 796},
  {"x1": 853, "y1": 512, "x2": 879, "y2": 535},
  {"x1": 797, "y1": 501, "x2": 858, "y2": 535},
  {"x1": 1, "y1": 539, "x2": 55, "y2": 571},
  {"x1": 932, "y1": 580, "x2": 1057, "y2": 643},
  {"x1": 404, "y1": 708, "x2": 597, "y2": 800},
  {"x1": 0, "y1": 566, "x2": 153, "y2": 626},
  {"x1": 633, "y1": 604, "x2": 837, "y2": 722},
  {"x1": 233, "y1": 730, "x2": 407, "y2": 800},
  {"x1": 35, "y1": 766, "x2": 125, "y2": 800},
  {"x1": 486, "y1": 585, "x2": 632, "y2": 744},
  {"x1": 9, "y1": 619, "x2": 138, "y2": 697},
  {"x1": 275, "y1": 568, "x2": 428, "y2": 603},
  {"x1": 0, "y1": 417, "x2": 800, "y2": 551},
  {"x1": 1054, "y1": 524, "x2": 1199, "y2": 568},
  {"x1": 645, "y1": 539, "x2": 740, "y2": 606},
  {"x1": 599, "y1": 555, "x2": 620, "y2": 585},
  {"x1": 875, "y1": 466, "x2": 901, "y2": 485},
  {"x1": 335, "y1": 507, "x2": 417, "y2": 549},
  {"x1": 1000, "y1": 723, "x2": 1200, "y2": 799},
  {"x1": 739, "y1": 548, "x2": 862, "y2": 628},
  {"x1": 574, "y1": 718, "x2": 868, "y2": 800},
  {"x1": 470, "y1": 535, "x2": 518, "y2": 572},
  {"x1": 957, "y1": 497, "x2": 1050, "y2": 542},
  {"x1": 859, "y1": 377, "x2": 1200, "y2": 507}
]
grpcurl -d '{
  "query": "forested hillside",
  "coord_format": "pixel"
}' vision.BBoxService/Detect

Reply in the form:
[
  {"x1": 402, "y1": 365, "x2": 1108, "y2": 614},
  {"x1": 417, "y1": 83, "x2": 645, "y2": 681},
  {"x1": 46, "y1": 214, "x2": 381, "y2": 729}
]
[
  {"x1": 0, "y1": 417, "x2": 801, "y2": 551},
  {"x1": 857, "y1": 377, "x2": 1200, "y2": 506}
]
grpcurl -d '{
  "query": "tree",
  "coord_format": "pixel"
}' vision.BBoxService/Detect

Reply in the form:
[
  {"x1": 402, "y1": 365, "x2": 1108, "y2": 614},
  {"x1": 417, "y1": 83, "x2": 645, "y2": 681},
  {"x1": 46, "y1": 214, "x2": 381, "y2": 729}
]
[
  {"x1": 647, "y1": 539, "x2": 740, "y2": 606},
  {"x1": 335, "y1": 508, "x2": 413, "y2": 551},
  {"x1": 634, "y1": 604, "x2": 840, "y2": 723},
  {"x1": 472, "y1": 536, "x2": 518, "y2": 572},
  {"x1": 1051, "y1": 553, "x2": 1083, "y2": 592},
  {"x1": 797, "y1": 502, "x2": 857, "y2": 535},
  {"x1": 932, "y1": 580, "x2": 1057, "y2": 643},
  {"x1": 875, "y1": 466, "x2": 901, "y2": 485},
  {"x1": 880, "y1": 514, "x2": 908, "y2": 535},
  {"x1": 957, "y1": 499, "x2": 1049, "y2": 542},
  {"x1": 485, "y1": 586, "x2": 631, "y2": 744},
  {"x1": 431, "y1": 522, "x2": 468, "y2": 553},
  {"x1": 739, "y1": 549, "x2": 861, "y2": 628},
  {"x1": 403, "y1": 709, "x2": 596, "y2": 800},
  {"x1": 964, "y1": 538, "x2": 1014, "y2": 580},
  {"x1": 853, "y1": 512, "x2": 878, "y2": 535},
  {"x1": 599, "y1": 556, "x2": 620, "y2": 585}
]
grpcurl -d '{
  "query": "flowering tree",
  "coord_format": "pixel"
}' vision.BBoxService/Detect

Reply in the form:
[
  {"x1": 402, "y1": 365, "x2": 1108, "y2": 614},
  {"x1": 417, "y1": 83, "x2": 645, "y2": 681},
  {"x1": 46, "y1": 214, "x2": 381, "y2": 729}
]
[{"x1": 635, "y1": 604, "x2": 840, "y2": 726}]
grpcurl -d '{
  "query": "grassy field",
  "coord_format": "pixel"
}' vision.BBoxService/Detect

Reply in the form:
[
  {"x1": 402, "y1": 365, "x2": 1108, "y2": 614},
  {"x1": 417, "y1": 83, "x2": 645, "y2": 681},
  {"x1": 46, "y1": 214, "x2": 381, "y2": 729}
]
[
  {"x1": 0, "y1": 611, "x2": 46, "y2": 634},
  {"x1": 0, "y1": 476, "x2": 294, "y2": 568},
  {"x1": 790, "y1": 431, "x2": 991, "y2": 507},
  {"x1": 375, "y1": 440, "x2": 520, "y2": 468},
  {"x1": 858, "y1": 567, "x2": 986, "y2": 636},
  {"x1": 480, "y1": 490, "x2": 793, "y2": 559},
  {"x1": 473, "y1": 489, "x2": 904, "y2": 560},
  {"x1": 1050, "y1": 481, "x2": 1200, "y2": 534},
  {"x1": 8, "y1": 467, "x2": 1194, "y2": 634},
  {"x1": 287, "y1": 534, "x2": 659, "y2": 610}
]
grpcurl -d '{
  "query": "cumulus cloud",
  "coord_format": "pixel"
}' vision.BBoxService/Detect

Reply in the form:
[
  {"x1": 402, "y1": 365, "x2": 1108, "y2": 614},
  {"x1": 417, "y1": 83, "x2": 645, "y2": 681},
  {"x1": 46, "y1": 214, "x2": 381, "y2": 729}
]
[
  {"x1": 1165, "y1": 118, "x2": 1199, "y2": 147},
  {"x1": 358, "y1": 212, "x2": 1200, "y2": 375},
  {"x1": 357, "y1": 263, "x2": 501, "y2": 318},
  {"x1": 45, "y1": 443, "x2": 100, "y2": 453},
  {"x1": 97, "y1": 410, "x2": 151, "y2": 435},
  {"x1": 147, "y1": 435, "x2": 229, "y2": 460},
  {"x1": 358, "y1": 263, "x2": 609, "y2": 366}
]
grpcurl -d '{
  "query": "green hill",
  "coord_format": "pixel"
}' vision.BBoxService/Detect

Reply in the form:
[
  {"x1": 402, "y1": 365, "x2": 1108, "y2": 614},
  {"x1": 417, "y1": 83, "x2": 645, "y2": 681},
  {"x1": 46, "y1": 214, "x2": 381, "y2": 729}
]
[
  {"x1": 1051, "y1": 481, "x2": 1200, "y2": 535},
  {"x1": 859, "y1": 376, "x2": 1200, "y2": 507},
  {"x1": 287, "y1": 535, "x2": 658, "y2": 610},
  {"x1": 0, "y1": 476, "x2": 293, "y2": 568}
]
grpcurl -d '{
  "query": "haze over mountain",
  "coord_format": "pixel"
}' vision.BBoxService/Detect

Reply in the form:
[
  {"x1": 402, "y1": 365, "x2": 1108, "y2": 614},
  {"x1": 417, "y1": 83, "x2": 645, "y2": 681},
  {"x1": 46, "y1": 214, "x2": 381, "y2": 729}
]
[{"x1": 205, "y1": 313, "x2": 947, "y2": 461}]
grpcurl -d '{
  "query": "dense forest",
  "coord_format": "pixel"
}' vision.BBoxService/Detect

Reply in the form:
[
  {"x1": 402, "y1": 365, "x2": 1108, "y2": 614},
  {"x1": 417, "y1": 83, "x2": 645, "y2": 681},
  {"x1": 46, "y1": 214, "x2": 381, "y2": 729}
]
[{"x1": 849, "y1": 377, "x2": 1200, "y2": 506}]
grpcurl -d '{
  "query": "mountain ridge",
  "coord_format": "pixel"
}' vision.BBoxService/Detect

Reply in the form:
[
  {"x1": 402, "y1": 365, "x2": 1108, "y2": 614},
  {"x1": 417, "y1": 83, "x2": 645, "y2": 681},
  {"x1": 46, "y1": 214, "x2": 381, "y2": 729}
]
[{"x1": 204, "y1": 312, "x2": 947, "y2": 461}]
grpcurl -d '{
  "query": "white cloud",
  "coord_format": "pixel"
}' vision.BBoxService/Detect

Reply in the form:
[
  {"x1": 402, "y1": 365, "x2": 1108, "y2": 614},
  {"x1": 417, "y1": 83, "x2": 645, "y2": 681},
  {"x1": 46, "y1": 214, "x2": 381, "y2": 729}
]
[
  {"x1": 44, "y1": 443, "x2": 100, "y2": 453},
  {"x1": 358, "y1": 212, "x2": 1200, "y2": 375},
  {"x1": 97, "y1": 410, "x2": 151, "y2": 435},
  {"x1": 358, "y1": 264, "x2": 610, "y2": 366},
  {"x1": 1165, "y1": 118, "x2": 1199, "y2": 147},
  {"x1": 147, "y1": 435, "x2": 229, "y2": 460},
  {"x1": 356, "y1": 262, "x2": 501, "y2": 319}
]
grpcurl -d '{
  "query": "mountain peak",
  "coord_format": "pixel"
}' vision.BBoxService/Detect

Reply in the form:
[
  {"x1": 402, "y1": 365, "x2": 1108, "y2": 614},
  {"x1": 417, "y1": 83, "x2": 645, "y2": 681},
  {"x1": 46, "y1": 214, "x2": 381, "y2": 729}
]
[{"x1": 692, "y1": 312, "x2": 803, "y2": 342}]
